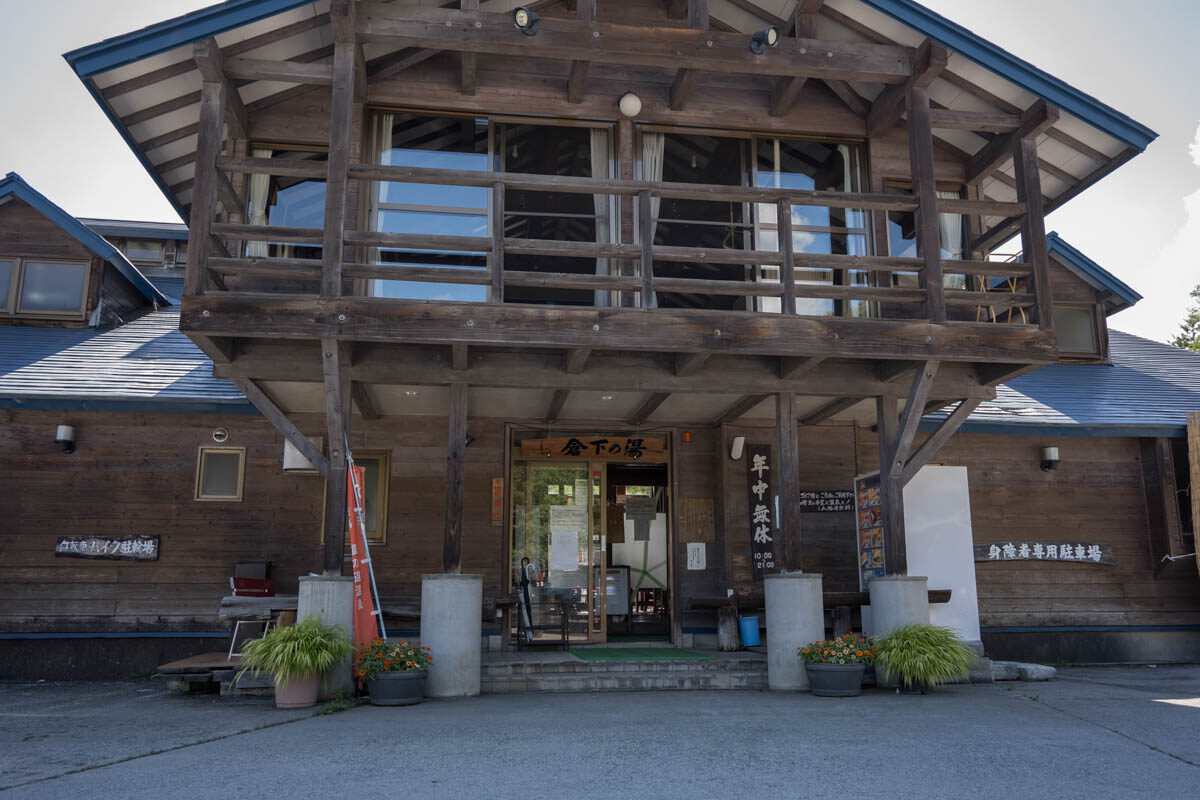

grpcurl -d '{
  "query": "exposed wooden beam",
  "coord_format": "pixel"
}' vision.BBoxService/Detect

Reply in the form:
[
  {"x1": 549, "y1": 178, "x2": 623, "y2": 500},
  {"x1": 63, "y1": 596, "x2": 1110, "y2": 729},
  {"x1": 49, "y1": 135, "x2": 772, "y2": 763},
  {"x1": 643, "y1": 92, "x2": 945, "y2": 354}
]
[
  {"x1": 867, "y1": 39, "x2": 947, "y2": 138},
  {"x1": 713, "y1": 394, "x2": 769, "y2": 425},
  {"x1": 823, "y1": 79, "x2": 869, "y2": 117},
  {"x1": 565, "y1": 0, "x2": 594, "y2": 104},
  {"x1": 330, "y1": 0, "x2": 357, "y2": 43},
  {"x1": 460, "y1": 0, "x2": 479, "y2": 95},
  {"x1": 564, "y1": 348, "x2": 591, "y2": 374},
  {"x1": 1013, "y1": 134, "x2": 1055, "y2": 331},
  {"x1": 726, "y1": 0, "x2": 786, "y2": 28},
  {"x1": 192, "y1": 335, "x2": 236, "y2": 364},
  {"x1": 192, "y1": 39, "x2": 248, "y2": 140},
  {"x1": 452, "y1": 343, "x2": 469, "y2": 370},
  {"x1": 929, "y1": 108, "x2": 1020, "y2": 133},
  {"x1": 444, "y1": 382, "x2": 468, "y2": 573},
  {"x1": 215, "y1": 344, "x2": 999, "y2": 401},
  {"x1": 907, "y1": 84, "x2": 946, "y2": 323},
  {"x1": 182, "y1": 294, "x2": 1060, "y2": 364},
  {"x1": 965, "y1": 99, "x2": 1060, "y2": 184},
  {"x1": 351, "y1": 381, "x2": 380, "y2": 420},
  {"x1": 321, "y1": 337, "x2": 352, "y2": 575},
  {"x1": 891, "y1": 361, "x2": 940, "y2": 475},
  {"x1": 876, "y1": 394, "x2": 905, "y2": 574},
  {"x1": 901, "y1": 398, "x2": 981, "y2": 485},
  {"x1": 776, "y1": 391, "x2": 803, "y2": 571},
  {"x1": 182, "y1": 80, "x2": 225, "y2": 297},
  {"x1": 689, "y1": 0, "x2": 709, "y2": 29},
  {"x1": 675, "y1": 352, "x2": 711, "y2": 376},
  {"x1": 546, "y1": 389, "x2": 570, "y2": 423},
  {"x1": 222, "y1": 57, "x2": 334, "y2": 85},
  {"x1": 321, "y1": 38, "x2": 357, "y2": 299},
  {"x1": 770, "y1": 76, "x2": 807, "y2": 117},
  {"x1": 355, "y1": 5, "x2": 915, "y2": 83},
  {"x1": 800, "y1": 396, "x2": 862, "y2": 425},
  {"x1": 233, "y1": 378, "x2": 331, "y2": 478},
  {"x1": 667, "y1": 0, "x2": 688, "y2": 20},
  {"x1": 877, "y1": 360, "x2": 917, "y2": 382},
  {"x1": 779, "y1": 355, "x2": 824, "y2": 380},
  {"x1": 629, "y1": 392, "x2": 670, "y2": 425},
  {"x1": 215, "y1": 169, "x2": 244, "y2": 217},
  {"x1": 368, "y1": 47, "x2": 440, "y2": 82},
  {"x1": 669, "y1": 68, "x2": 699, "y2": 111}
]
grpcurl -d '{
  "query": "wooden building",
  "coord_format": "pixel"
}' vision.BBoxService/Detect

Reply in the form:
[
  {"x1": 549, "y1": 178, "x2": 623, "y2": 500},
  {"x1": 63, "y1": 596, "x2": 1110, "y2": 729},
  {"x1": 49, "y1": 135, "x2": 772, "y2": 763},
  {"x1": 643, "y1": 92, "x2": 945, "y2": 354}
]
[{"x1": 2, "y1": 0, "x2": 1198, "y2": 676}]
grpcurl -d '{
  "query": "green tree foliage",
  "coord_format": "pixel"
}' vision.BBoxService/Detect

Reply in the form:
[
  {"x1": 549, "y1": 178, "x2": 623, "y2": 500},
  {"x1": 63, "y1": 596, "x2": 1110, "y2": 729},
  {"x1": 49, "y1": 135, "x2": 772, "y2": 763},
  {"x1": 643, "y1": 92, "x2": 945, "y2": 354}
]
[{"x1": 1172, "y1": 284, "x2": 1200, "y2": 352}]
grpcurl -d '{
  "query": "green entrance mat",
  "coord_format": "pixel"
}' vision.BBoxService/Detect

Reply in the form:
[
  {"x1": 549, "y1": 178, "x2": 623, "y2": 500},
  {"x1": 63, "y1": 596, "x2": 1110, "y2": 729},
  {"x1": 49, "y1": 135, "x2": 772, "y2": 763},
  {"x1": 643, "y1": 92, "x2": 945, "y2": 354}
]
[
  {"x1": 605, "y1": 634, "x2": 671, "y2": 643},
  {"x1": 569, "y1": 647, "x2": 714, "y2": 661}
]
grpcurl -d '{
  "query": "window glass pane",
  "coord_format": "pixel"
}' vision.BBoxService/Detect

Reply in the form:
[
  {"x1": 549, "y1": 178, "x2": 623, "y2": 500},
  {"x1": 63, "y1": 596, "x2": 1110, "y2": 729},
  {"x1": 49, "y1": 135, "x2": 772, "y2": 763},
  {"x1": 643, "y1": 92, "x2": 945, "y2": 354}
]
[
  {"x1": 0, "y1": 260, "x2": 12, "y2": 309},
  {"x1": 19, "y1": 262, "x2": 86, "y2": 313},
  {"x1": 360, "y1": 457, "x2": 381, "y2": 535},
  {"x1": 124, "y1": 240, "x2": 163, "y2": 261},
  {"x1": 1053, "y1": 307, "x2": 1098, "y2": 353},
  {"x1": 245, "y1": 149, "x2": 327, "y2": 260},
  {"x1": 200, "y1": 450, "x2": 242, "y2": 497}
]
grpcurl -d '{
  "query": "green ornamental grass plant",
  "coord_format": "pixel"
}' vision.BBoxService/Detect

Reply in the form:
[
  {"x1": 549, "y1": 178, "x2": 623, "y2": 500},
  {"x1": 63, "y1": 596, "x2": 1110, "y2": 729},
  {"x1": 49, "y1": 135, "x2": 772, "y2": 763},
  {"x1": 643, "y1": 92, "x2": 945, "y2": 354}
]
[
  {"x1": 236, "y1": 616, "x2": 355, "y2": 688},
  {"x1": 875, "y1": 623, "x2": 977, "y2": 690}
]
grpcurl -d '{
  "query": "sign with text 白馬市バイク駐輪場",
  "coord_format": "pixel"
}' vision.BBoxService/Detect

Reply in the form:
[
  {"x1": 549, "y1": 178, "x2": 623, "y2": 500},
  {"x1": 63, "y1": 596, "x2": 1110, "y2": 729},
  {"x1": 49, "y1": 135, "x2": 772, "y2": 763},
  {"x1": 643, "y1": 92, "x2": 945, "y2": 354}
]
[
  {"x1": 520, "y1": 436, "x2": 666, "y2": 461},
  {"x1": 55, "y1": 536, "x2": 159, "y2": 561}
]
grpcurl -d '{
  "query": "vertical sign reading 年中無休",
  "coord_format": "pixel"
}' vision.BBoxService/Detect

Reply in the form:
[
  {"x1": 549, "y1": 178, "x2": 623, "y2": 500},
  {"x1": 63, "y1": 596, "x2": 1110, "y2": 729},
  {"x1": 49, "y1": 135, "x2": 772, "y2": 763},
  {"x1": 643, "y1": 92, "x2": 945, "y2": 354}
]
[
  {"x1": 746, "y1": 445, "x2": 775, "y2": 580},
  {"x1": 854, "y1": 472, "x2": 885, "y2": 590}
]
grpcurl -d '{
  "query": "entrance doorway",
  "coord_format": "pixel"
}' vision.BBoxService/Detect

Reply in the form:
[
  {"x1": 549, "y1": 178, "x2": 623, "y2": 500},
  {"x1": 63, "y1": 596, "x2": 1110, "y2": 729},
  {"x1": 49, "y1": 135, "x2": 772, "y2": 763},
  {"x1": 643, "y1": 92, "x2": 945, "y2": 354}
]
[{"x1": 508, "y1": 434, "x2": 673, "y2": 646}]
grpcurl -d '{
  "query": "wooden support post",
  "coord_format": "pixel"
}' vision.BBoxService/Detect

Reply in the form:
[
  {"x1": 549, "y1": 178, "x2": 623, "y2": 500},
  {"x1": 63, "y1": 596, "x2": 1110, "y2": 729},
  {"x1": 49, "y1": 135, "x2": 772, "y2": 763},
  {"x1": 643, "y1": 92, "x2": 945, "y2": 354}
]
[
  {"x1": 901, "y1": 397, "x2": 981, "y2": 484},
  {"x1": 321, "y1": 36, "x2": 357, "y2": 300},
  {"x1": 893, "y1": 361, "x2": 939, "y2": 470},
  {"x1": 567, "y1": 0, "x2": 594, "y2": 103},
  {"x1": 688, "y1": 0, "x2": 709, "y2": 29},
  {"x1": 777, "y1": 199, "x2": 796, "y2": 315},
  {"x1": 452, "y1": 343, "x2": 468, "y2": 370},
  {"x1": 192, "y1": 39, "x2": 248, "y2": 140},
  {"x1": 322, "y1": 338, "x2": 351, "y2": 575},
  {"x1": 183, "y1": 80, "x2": 225, "y2": 297},
  {"x1": 776, "y1": 391, "x2": 802, "y2": 571},
  {"x1": 876, "y1": 394, "x2": 906, "y2": 575},
  {"x1": 444, "y1": 382, "x2": 468, "y2": 574},
  {"x1": 490, "y1": 181, "x2": 505, "y2": 302},
  {"x1": 906, "y1": 85, "x2": 945, "y2": 322},
  {"x1": 460, "y1": 0, "x2": 479, "y2": 95},
  {"x1": 639, "y1": 189, "x2": 655, "y2": 309},
  {"x1": 1013, "y1": 135, "x2": 1055, "y2": 331}
]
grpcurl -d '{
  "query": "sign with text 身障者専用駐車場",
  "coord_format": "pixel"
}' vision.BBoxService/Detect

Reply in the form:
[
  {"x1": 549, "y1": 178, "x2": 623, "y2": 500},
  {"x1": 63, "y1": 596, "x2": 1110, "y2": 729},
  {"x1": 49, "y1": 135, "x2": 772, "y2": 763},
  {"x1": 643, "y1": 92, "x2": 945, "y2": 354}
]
[
  {"x1": 853, "y1": 473, "x2": 884, "y2": 590},
  {"x1": 746, "y1": 445, "x2": 775, "y2": 580},
  {"x1": 974, "y1": 542, "x2": 1115, "y2": 565}
]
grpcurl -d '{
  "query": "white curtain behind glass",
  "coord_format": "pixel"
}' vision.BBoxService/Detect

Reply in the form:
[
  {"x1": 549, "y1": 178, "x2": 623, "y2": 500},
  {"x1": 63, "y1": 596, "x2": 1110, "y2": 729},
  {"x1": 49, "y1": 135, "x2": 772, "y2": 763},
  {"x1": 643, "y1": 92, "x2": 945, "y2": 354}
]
[
  {"x1": 936, "y1": 189, "x2": 965, "y2": 289},
  {"x1": 246, "y1": 148, "x2": 273, "y2": 258},
  {"x1": 640, "y1": 132, "x2": 665, "y2": 307},
  {"x1": 589, "y1": 129, "x2": 610, "y2": 306}
]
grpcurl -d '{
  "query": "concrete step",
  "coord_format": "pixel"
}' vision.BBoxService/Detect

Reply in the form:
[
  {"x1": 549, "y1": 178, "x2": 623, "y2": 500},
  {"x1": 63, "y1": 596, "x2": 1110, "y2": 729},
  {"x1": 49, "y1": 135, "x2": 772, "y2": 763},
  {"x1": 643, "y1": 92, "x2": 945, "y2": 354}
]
[{"x1": 481, "y1": 656, "x2": 768, "y2": 692}]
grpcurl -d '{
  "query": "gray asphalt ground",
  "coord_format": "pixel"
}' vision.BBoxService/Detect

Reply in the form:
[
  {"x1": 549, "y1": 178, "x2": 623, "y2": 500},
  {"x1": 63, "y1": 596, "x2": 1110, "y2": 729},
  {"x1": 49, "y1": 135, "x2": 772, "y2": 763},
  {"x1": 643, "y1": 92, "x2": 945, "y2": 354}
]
[{"x1": 2, "y1": 666, "x2": 1198, "y2": 799}]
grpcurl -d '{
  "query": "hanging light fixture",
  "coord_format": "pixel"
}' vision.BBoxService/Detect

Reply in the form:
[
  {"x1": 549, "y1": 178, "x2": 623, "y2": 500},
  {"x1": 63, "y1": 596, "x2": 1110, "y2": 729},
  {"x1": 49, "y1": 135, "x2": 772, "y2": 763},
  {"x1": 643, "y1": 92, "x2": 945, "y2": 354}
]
[
  {"x1": 749, "y1": 26, "x2": 780, "y2": 55},
  {"x1": 513, "y1": 7, "x2": 540, "y2": 35},
  {"x1": 618, "y1": 91, "x2": 642, "y2": 118}
]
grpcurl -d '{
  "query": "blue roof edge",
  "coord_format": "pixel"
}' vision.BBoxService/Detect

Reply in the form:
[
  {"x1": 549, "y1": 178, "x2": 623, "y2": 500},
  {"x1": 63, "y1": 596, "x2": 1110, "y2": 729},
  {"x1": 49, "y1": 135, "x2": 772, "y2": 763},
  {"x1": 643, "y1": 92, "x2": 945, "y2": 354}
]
[
  {"x1": 1046, "y1": 231, "x2": 1142, "y2": 310},
  {"x1": 0, "y1": 173, "x2": 170, "y2": 307},
  {"x1": 858, "y1": 0, "x2": 1158, "y2": 151},
  {"x1": 0, "y1": 397, "x2": 257, "y2": 415},
  {"x1": 922, "y1": 416, "x2": 1186, "y2": 439},
  {"x1": 62, "y1": 0, "x2": 315, "y2": 77}
]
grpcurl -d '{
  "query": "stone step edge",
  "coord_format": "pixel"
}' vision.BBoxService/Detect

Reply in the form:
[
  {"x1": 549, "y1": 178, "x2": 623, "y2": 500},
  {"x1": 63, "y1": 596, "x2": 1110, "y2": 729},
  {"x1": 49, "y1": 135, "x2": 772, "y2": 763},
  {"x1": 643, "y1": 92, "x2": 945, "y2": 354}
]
[
  {"x1": 482, "y1": 673, "x2": 769, "y2": 693},
  {"x1": 483, "y1": 660, "x2": 766, "y2": 675}
]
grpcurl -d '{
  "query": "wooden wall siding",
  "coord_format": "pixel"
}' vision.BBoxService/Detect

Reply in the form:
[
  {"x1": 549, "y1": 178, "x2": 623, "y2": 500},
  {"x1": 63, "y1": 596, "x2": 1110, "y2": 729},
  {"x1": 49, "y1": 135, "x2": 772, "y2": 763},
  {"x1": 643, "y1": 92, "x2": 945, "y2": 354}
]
[
  {"x1": 672, "y1": 426, "x2": 725, "y2": 633},
  {"x1": 95, "y1": 262, "x2": 154, "y2": 328},
  {"x1": 857, "y1": 431, "x2": 1200, "y2": 627}
]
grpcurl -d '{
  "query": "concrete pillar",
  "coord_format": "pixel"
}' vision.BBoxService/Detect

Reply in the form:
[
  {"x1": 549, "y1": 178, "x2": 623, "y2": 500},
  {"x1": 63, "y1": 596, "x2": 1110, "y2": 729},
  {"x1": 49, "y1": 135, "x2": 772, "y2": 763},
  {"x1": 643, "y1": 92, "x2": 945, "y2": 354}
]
[
  {"x1": 421, "y1": 573, "x2": 483, "y2": 698},
  {"x1": 297, "y1": 574, "x2": 354, "y2": 697},
  {"x1": 868, "y1": 575, "x2": 931, "y2": 635},
  {"x1": 764, "y1": 572, "x2": 824, "y2": 691}
]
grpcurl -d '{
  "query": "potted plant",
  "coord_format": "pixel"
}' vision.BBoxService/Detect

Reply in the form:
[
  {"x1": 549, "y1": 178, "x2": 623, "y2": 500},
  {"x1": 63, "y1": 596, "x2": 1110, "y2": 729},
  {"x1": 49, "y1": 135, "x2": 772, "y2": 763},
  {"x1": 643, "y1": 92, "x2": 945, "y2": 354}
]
[
  {"x1": 355, "y1": 638, "x2": 433, "y2": 706},
  {"x1": 875, "y1": 623, "x2": 977, "y2": 694},
  {"x1": 798, "y1": 633, "x2": 877, "y2": 697},
  {"x1": 236, "y1": 616, "x2": 355, "y2": 709}
]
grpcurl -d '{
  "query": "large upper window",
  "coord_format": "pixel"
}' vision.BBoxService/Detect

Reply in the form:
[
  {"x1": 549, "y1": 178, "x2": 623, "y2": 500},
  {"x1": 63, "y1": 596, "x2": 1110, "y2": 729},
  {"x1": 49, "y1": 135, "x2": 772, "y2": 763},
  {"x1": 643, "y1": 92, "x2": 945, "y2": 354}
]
[
  {"x1": 0, "y1": 258, "x2": 89, "y2": 318},
  {"x1": 245, "y1": 147, "x2": 327, "y2": 260},
  {"x1": 887, "y1": 183, "x2": 968, "y2": 292}
]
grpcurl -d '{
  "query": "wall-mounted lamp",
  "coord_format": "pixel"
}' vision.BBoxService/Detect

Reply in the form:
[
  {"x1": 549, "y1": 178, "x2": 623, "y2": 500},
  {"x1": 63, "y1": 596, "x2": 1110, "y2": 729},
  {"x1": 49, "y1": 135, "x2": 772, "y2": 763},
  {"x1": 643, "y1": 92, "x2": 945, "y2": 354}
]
[
  {"x1": 618, "y1": 91, "x2": 643, "y2": 118},
  {"x1": 513, "y1": 7, "x2": 540, "y2": 35},
  {"x1": 749, "y1": 26, "x2": 780, "y2": 55},
  {"x1": 730, "y1": 435, "x2": 746, "y2": 461},
  {"x1": 1040, "y1": 445, "x2": 1060, "y2": 472},
  {"x1": 55, "y1": 424, "x2": 76, "y2": 454}
]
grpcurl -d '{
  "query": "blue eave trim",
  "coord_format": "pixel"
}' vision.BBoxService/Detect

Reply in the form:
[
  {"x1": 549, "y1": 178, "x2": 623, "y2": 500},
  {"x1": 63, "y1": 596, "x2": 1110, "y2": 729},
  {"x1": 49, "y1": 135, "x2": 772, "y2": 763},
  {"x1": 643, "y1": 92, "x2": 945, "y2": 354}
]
[
  {"x1": 858, "y1": 0, "x2": 1157, "y2": 151},
  {"x1": 0, "y1": 397, "x2": 257, "y2": 415},
  {"x1": 1046, "y1": 231, "x2": 1142, "y2": 309},
  {"x1": 0, "y1": 173, "x2": 170, "y2": 307},
  {"x1": 924, "y1": 417, "x2": 1186, "y2": 439},
  {"x1": 63, "y1": 0, "x2": 316, "y2": 77}
]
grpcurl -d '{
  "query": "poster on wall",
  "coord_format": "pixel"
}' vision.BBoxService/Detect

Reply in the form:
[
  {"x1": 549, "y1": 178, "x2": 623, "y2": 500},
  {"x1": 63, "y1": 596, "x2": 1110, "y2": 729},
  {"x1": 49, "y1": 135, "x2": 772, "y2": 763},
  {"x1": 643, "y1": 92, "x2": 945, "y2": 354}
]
[
  {"x1": 853, "y1": 472, "x2": 884, "y2": 590},
  {"x1": 549, "y1": 505, "x2": 587, "y2": 572},
  {"x1": 746, "y1": 444, "x2": 776, "y2": 580}
]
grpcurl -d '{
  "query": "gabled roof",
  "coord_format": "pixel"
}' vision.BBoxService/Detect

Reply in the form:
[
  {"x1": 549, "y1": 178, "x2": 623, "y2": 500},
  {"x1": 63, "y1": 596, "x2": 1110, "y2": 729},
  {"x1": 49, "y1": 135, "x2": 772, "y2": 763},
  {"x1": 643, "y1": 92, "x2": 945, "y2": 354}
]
[
  {"x1": 0, "y1": 173, "x2": 170, "y2": 307},
  {"x1": 929, "y1": 331, "x2": 1200, "y2": 438},
  {"x1": 61, "y1": 0, "x2": 1154, "y2": 233},
  {"x1": 1046, "y1": 232, "x2": 1142, "y2": 314},
  {"x1": 80, "y1": 218, "x2": 190, "y2": 242}
]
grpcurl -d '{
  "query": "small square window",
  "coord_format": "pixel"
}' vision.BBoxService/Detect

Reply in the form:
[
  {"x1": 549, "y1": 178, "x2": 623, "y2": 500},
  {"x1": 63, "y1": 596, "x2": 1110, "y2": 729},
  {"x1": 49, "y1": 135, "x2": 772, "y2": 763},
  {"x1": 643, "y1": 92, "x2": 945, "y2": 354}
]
[
  {"x1": 195, "y1": 447, "x2": 246, "y2": 501},
  {"x1": 0, "y1": 260, "x2": 13, "y2": 311},
  {"x1": 17, "y1": 261, "x2": 88, "y2": 315},
  {"x1": 1053, "y1": 306, "x2": 1100, "y2": 355}
]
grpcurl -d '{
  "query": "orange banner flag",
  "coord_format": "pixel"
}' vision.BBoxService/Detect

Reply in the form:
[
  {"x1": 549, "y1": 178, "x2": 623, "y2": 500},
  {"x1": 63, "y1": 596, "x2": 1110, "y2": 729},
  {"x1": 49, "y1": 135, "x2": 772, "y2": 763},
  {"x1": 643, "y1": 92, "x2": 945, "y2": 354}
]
[{"x1": 348, "y1": 465, "x2": 380, "y2": 646}]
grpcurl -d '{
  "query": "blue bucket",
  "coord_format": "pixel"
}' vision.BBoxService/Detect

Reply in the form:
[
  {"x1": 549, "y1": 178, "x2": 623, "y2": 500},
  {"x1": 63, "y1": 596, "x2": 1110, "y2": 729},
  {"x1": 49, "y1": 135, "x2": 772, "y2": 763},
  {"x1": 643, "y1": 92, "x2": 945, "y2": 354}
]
[{"x1": 738, "y1": 615, "x2": 761, "y2": 647}]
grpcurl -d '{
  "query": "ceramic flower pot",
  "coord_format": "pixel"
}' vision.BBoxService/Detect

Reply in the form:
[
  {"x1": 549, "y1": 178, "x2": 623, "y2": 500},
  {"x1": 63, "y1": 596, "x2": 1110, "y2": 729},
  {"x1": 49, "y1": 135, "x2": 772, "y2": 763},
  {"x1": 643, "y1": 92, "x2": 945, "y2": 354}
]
[
  {"x1": 274, "y1": 673, "x2": 320, "y2": 709},
  {"x1": 805, "y1": 663, "x2": 866, "y2": 697},
  {"x1": 366, "y1": 671, "x2": 428, "y2": 706},
  {"x1": 898, "y1": 678, "x2": 929, "y2": 695}
]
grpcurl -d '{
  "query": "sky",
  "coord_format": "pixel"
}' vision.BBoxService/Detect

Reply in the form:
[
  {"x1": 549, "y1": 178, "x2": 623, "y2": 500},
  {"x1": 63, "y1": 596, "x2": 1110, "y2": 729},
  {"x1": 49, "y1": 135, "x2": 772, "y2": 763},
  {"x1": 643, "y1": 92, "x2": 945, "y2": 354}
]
[{"x1": 0, "y1": 0, "x2": 1197, "y2": 342}]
